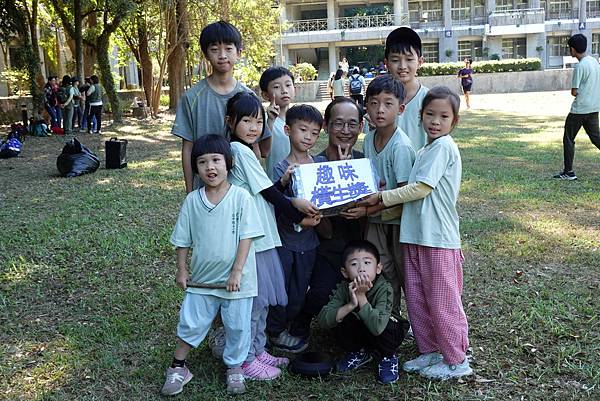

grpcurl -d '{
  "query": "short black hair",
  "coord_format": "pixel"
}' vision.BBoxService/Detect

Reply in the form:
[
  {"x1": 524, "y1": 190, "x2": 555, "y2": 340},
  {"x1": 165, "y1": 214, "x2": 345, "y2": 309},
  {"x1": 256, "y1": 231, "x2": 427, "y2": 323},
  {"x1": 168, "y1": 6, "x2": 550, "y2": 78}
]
[
  {"x1": 385, "y1": 27, "x2": 422, "y2": 58},
  {"x1": 568, "y1": 34, "x2": 587, "y2": 54},
  {"x1": 324, "y1": 97, "x2": 363, "y2": 124},
  {"x1": 259, "y1": 66, "x2": 294, "y2": 92},
  {"x1": 225, "y1": 92, "x2": 265, "y2": 140},
  {"x1": 61, "y1": 75, "x2": 72, "y2": 86},
  {"x1": 286, "y1": 104, "x2": 323, "y2": 128},
  {"x1": 365, "y1": 74, "x2": 405, "y2": 103},
  {"x1": 334, "y1": 69, "x2": 344, "y2": 80},
  {"x1": 90, "y1": 75, "x2": 99, "y2": 84},
  {"x1": 191, "y1": 134, "x2": 234, "y2": 174},
  {"x1": 200, "y1": 21, "x2": 243, "y2": 55},
  {"x1": 420, "y1": 85, "x2": 460, "y2": 122},
  {"x1": 341, "y1": 240, "x2": 380, "y2": 266}
]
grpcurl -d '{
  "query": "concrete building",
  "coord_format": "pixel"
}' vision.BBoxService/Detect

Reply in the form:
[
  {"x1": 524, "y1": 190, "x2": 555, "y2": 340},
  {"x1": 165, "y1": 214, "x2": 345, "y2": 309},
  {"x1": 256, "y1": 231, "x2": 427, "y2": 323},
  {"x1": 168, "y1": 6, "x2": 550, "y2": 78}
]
[{"x1": 276, "y1": 0, "x2": 600, "y2": 77}]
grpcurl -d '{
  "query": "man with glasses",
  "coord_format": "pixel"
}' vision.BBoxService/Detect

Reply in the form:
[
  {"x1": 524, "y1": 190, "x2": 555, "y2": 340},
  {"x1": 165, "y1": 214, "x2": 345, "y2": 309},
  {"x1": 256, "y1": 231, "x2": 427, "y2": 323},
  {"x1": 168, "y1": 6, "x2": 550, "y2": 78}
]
[{"x1": 285, "y1": 97, "x2": 366, "y2": 342}]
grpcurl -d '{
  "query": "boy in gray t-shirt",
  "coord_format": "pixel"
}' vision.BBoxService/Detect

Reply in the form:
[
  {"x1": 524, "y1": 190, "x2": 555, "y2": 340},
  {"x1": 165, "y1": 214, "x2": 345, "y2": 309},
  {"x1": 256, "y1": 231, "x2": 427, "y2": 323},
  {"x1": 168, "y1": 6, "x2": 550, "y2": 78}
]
[{"x1": 172, "y1": 21, "x2": 249, "y2": 192}]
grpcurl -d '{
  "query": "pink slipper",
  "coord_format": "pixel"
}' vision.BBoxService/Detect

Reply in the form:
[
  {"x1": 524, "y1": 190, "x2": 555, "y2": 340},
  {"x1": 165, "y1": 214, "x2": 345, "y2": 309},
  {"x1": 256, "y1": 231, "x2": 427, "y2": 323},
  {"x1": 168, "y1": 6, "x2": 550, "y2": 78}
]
[{"x1": 242, "y1": 359, "x2": 281, "y2": 380}]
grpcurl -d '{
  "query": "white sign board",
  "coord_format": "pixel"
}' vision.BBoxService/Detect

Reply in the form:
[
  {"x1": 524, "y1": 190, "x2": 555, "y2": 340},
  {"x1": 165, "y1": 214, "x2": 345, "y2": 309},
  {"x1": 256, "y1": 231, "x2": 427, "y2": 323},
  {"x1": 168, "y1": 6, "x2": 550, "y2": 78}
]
[{"x1": 294, "y1": 159, "x2": 377, "y2": 215}]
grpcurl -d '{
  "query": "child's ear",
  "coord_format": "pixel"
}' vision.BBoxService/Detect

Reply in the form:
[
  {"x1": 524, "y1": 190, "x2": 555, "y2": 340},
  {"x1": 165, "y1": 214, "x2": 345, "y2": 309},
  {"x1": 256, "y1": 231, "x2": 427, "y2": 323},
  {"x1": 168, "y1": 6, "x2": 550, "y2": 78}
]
[
  {"x1": 284, "y1": 124, "x2": 291, "y2": 136},
  {"x1": 417, "y1": 56, "x2": 425, "y2": 68},
  {"x1": 398, "y1": 103, "x2": 405, "y2": 115},
  {"x1": 261, "y1": 91, "x2": 270, "y2": 101},
  {"x1": 452, "y1": 115, "x2": 460, "y2": 128},
  {"x1": 341, "y1": 267, "x2": 349, "y2": 279},
  {"x1": 376, "y1": 262, "x2": 383, "y2": 275}
]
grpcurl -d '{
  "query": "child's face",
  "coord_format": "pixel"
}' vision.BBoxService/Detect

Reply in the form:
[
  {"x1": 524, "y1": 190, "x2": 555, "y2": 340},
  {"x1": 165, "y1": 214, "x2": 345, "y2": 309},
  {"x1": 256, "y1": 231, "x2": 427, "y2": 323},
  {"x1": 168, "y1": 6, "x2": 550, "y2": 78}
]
[
  {"x1": 205, "y1": 42, "x2": 241, "y2": 74},
  {"x1": 285, "y1": 120, "x2": 321, "y2": 152},
  {"x1": 422, "y1": 98, "x2": 458, "y2": 144},
  {"x1": 341, "y1": 250, "x2": 382, "y2": 282},
  {"x1": 263, "y1": 75, "x2": 295, "y2": 108},
  {"x1": 384, "y1": 49, "x2": 423, "y2": 84},
  {"x1": 196, "y1": 153, "x2": 229, "y2": 188},
  {"x1": 325, "y1": 103, "x2": 362, "y2": 151},
  {"x1": 232, "y1": 114, "x2": 264, "y2": 145},
  {"x1": 366, "y1": 91, "x2": 403, "y2": 130}
]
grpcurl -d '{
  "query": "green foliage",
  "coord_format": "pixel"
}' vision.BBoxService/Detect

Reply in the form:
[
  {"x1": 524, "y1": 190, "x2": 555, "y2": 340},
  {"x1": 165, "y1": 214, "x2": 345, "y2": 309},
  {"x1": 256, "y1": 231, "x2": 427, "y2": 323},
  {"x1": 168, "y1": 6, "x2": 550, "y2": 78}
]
[
  {"x1": 289, "y1": 62, "x2": 317, "y2": 82},
  {"x1": 0, "y1": 68, "x2": 29, "y2": 95},
  {"x1": 419, "y1": 58, "x2": 542, "y2": 76}
]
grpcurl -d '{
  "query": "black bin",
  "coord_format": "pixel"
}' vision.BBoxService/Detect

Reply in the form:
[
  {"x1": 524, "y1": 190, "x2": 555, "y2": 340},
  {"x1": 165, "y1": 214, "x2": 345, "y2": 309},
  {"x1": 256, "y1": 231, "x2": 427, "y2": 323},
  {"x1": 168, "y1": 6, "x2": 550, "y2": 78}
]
[{"x1": 105, "y1": 137, "x2": 128, "y2": 169}]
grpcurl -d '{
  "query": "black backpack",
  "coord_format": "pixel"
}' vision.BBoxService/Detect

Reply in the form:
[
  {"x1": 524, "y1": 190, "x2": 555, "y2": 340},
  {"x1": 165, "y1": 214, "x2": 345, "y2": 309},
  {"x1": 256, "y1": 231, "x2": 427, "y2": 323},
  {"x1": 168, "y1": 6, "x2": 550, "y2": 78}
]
[{"x1": 57, "y1": 86, "x2": 70, "y2": 104}]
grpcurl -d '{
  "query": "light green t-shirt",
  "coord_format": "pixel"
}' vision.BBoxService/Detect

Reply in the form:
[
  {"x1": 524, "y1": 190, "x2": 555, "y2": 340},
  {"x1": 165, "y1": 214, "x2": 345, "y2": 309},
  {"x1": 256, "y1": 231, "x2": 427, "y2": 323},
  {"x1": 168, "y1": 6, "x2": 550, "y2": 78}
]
[
  {"x1": 170, "y1": 185, "x2": 264, "y2": 299},
  {"x1": 397, "y1": 85, "x2": 429, "y2": 151},
  {"x1": 400, "y1": 135, "x2": 462, "y2": 249},
  {"x1": 260, "y1": 117, "x2": 290, "y2": 181},
  {"x1": 229, "y1": 141, "x2": 282, "y2": 252},
  {"x1": 570, "y1": 55, "x2": 600, "y2": 114},
  {"x1": 363, "y1": 126, "x2": 416, "y2": 225}
]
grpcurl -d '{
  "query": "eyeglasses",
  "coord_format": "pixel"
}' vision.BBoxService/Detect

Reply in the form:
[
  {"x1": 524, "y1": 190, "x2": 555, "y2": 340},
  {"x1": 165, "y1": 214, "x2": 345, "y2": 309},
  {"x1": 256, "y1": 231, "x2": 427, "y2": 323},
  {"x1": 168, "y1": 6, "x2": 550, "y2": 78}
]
[{"x1": 331, "y1": 121, "x2": 359, "y2": 131}]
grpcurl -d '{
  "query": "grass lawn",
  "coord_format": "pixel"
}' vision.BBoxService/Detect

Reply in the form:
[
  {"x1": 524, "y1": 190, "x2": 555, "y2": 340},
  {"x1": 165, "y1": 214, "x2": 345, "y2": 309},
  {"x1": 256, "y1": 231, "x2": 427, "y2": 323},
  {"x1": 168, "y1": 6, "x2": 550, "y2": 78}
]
[{"x1": 1, "y1": 105, "x2": 599, "y2": 400}]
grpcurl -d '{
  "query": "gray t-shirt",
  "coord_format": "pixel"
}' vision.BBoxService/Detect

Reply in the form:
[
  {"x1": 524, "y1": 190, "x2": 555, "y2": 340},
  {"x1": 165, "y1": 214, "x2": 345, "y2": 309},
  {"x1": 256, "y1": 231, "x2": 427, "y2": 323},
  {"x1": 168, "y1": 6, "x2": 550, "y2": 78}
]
[
  {"x1": 171, "y1": 79, "x2": 250, "y2": 141},
  {"x1": 273, "y1": 159, "x2": 319, "y2": 252}
]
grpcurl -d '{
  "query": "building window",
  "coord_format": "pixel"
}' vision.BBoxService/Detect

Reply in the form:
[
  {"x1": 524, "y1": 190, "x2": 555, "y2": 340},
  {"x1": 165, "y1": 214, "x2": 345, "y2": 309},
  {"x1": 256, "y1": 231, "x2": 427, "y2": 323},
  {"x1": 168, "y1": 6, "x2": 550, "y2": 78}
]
[
  {"x1": 547, "y1": 35, "x2": 570, "y2": 57},
  {"x1": 587, "y1": 1, "x2": 600, "y2": 18},
  {"x1": 592, "y1": 33, "x2": 600, "y2": 56},
  {"x1": 546, "y1": 0, "x2": 571, "y2": 19},
  {"x1": 502, "y1": 38, "x2": 526, "y2": 59},
  {"x1": 458, "y1": 40, "x2": 483, "y2": 61},
  {"x1": 408, "y1": 0, "x2": 443, "y2": 23},
  {"x1": 422, "y1": 42, "x2": 439, "y2": 63}
]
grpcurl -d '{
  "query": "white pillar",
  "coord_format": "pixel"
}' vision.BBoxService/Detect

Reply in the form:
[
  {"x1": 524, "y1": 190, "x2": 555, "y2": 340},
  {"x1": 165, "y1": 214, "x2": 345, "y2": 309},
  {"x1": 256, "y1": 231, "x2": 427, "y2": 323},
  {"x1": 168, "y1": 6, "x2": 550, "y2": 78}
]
[
  {"x1": 393, "y1": 0, "x2": 402, "y2": 25},
  {"x1": 327, "y1": 0, "x2": 335, "y2": 30},
  {"x1": 328, "y1": 42, "x2": 337, "y2": 75}
]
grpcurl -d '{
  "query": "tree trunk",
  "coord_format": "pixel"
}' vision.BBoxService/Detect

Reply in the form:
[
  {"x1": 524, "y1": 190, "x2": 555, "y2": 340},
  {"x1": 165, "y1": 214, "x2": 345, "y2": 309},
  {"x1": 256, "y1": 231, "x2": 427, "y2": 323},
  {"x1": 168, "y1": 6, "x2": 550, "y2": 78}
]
[
  {"x1": 167, "y1": 0, "x2": 188, "y2": 112},
  {"x1": 97, "y1": 34, "x2": 122, "y2": 123},
  {"x1": 83, "y1": 12, "x2": 98, "y2": 75},
  {"x1": 24, "y1": 0, "x2": 44, "y2": 117},
  {"x1": 137, "y1": 11, "x2": 154, "y2": 115},
  {"x1": 74, "y1": 0, "x2": 83, "y2": 79}
]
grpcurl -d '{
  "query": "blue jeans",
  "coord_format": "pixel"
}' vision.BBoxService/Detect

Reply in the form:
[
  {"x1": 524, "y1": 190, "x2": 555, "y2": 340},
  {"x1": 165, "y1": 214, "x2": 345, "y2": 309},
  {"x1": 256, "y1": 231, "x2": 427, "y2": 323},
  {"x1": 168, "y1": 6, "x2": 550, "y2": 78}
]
[{"x1": 46, "y1": 104, "x2": 59, "y2": 127}]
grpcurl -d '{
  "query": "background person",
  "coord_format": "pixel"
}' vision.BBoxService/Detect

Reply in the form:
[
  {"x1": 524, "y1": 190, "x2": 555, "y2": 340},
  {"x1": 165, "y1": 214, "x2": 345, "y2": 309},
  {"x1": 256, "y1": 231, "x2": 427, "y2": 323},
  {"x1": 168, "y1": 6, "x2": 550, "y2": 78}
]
[
  {"x1": 457, "y1": 58, "x2": 473, "y2": 109},
  {"x1": 332, "y1": 69, "x2": 346, "y2": 99},
  {"x1": 553, "y1": 34, "x2": 600, "y2": 181}
]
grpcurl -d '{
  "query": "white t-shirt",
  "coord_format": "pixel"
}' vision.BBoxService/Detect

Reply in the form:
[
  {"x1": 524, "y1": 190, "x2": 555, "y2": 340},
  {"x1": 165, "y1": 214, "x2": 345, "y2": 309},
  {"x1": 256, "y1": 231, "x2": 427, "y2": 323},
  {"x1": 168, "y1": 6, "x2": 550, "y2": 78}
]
[
  {"x1": 228, "y1": 141, "x2": 282, "y2": 252},
  {"x1": 170, "y1": 185, "x2": 264, "y2": 298},
  {"x1": 400, "y1": 135, "x2": 462, "y2": 249}
]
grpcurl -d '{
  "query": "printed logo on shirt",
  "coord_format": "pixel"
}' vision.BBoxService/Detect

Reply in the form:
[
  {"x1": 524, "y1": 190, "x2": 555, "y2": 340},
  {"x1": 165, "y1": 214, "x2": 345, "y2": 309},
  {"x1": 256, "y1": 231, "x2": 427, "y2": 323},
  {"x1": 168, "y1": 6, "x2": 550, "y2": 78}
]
[{"x1": 231, "y1": 211, "x2": 241, "y2": 234}]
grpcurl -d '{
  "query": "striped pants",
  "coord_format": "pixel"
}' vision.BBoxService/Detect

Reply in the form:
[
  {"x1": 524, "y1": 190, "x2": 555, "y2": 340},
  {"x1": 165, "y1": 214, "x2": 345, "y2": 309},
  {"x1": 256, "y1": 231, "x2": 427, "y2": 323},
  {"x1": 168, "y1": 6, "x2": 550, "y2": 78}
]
[{"x1": 403, "y1": 243, "x2": 469, "y2": 365}]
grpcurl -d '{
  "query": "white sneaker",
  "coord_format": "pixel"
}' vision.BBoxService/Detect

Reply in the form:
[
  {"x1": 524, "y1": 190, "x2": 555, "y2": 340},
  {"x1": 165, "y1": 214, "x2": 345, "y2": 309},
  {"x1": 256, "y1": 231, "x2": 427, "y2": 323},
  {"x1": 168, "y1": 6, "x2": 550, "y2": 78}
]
[
  {"x1": 419, "y1": 358, "x2": 473, "y2": 380},
  {"x1": 402, "y1": 352, "x2": 443, "y2": 373}
]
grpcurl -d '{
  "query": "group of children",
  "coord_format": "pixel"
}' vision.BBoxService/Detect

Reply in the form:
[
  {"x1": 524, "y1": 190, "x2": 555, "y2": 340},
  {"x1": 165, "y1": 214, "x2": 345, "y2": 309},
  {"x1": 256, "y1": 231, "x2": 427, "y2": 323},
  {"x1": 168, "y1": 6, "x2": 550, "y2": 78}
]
[{"x1": 162, "y1": 20, "x2": 472, "y2": 396}]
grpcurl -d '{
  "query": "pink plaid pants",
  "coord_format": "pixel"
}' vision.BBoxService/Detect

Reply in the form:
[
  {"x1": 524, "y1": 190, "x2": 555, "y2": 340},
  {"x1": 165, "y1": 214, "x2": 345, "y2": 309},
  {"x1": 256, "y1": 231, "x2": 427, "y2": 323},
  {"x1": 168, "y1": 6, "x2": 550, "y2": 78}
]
[{"x1": 403, "y1": 243, "x2": 469, "y2": 365}]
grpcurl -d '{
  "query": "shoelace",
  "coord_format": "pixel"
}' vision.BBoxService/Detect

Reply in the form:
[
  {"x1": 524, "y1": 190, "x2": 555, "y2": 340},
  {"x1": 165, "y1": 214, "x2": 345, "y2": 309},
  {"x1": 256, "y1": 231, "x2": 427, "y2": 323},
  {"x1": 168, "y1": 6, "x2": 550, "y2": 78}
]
[{"x1": 167, "y1": 372, "x2": 184, "y2": 383}]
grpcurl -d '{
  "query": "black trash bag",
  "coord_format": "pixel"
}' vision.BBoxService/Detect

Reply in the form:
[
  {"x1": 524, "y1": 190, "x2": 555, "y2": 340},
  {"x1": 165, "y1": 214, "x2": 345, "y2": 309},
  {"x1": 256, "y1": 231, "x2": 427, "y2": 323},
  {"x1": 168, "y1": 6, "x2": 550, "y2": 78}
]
[{"x1": 56, "y1": 137, "x2": 100, "y2": 177}]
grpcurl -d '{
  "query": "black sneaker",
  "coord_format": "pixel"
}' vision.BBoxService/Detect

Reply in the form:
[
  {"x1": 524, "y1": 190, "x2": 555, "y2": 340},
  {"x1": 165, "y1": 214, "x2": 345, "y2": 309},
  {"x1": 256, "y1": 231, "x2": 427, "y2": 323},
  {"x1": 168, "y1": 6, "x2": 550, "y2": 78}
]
[
  {"x1": 553, "y1": 171, "x2": 577, "y2": 180},
  {"x1": 336, "y1": 351, "x2": 372, "y2": 373}
]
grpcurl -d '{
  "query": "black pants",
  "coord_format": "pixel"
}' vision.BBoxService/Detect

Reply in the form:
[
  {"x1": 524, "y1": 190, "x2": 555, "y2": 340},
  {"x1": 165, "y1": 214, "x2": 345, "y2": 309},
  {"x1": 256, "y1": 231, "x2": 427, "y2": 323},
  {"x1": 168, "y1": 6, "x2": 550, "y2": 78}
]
[
  {"x1": 289, "y1": 254, "x2": 344, "y2": 338},
  {"x1": 563, "y1": 112, "x2": 600, "y2": 172},
  {"x1": 351, "y1": 94, "x2": 363, "y2": 108},
  {"x1": 267, "y1": 247, "x2": 316, "y2": 336},
  {"x1": 88, "y1": 105, "x2": 103, "y2": 133},
  {"x1": 333, "y1": 312, "x2": 408, "y2": 358}
]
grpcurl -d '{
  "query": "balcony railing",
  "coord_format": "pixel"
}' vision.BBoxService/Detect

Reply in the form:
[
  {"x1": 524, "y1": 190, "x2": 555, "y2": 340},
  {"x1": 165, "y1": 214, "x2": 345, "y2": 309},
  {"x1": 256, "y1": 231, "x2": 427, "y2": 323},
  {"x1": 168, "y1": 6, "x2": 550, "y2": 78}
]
[
  {"x1": 489, "y1": 8, "x2": 545, "y2": 26},
  {"x1": 408, "y1": 9, "x2": 443, "y2": 27},
  {"x1": 451, "y1": 5, "x2": 485, "y2": 26},
  {"x1": 286, "y1": 14, "x2": 409, "y2": 33},
  {"x1": 587, "y1": 4, "x2": 600, "y2": 18}
]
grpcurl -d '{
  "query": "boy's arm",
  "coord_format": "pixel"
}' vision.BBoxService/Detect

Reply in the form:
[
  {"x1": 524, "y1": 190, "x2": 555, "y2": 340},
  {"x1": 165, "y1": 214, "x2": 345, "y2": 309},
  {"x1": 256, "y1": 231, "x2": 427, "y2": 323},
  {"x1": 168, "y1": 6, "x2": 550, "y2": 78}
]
[
  {"x1": 356, "y1": 282, "x2": 394, "y2": 336},
  {"x1": 317, "y1": 283, "x2": 352, "y2": 328},
  {"x1": 175, "y1": 247, "x2": 190, "y2": 290},
  {"x1": 182, "y1": 139, "x2": 194, "y2": 193},
  {"x1": 226, "y1": 238, "x2": 252, "y2": 292}
]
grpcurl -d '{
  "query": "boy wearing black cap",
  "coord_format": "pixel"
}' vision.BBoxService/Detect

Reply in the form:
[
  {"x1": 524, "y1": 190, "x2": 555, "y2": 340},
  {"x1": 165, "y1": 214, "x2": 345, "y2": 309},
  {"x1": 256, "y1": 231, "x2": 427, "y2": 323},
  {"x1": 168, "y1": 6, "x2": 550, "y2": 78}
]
[
  {"x1": 384, "y1": 27, "x2": 429, "y2": 151},
  {"x1": 553, "y1": 33, "x2": 600, "y2": 181}
]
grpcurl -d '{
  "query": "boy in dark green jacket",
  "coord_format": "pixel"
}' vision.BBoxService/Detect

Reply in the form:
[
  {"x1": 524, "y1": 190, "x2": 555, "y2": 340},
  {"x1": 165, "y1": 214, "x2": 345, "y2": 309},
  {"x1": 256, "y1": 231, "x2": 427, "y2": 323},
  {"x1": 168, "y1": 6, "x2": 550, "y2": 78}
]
[{"x1": 317, "y1": 240, "x2": 408, "y2": 384}]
